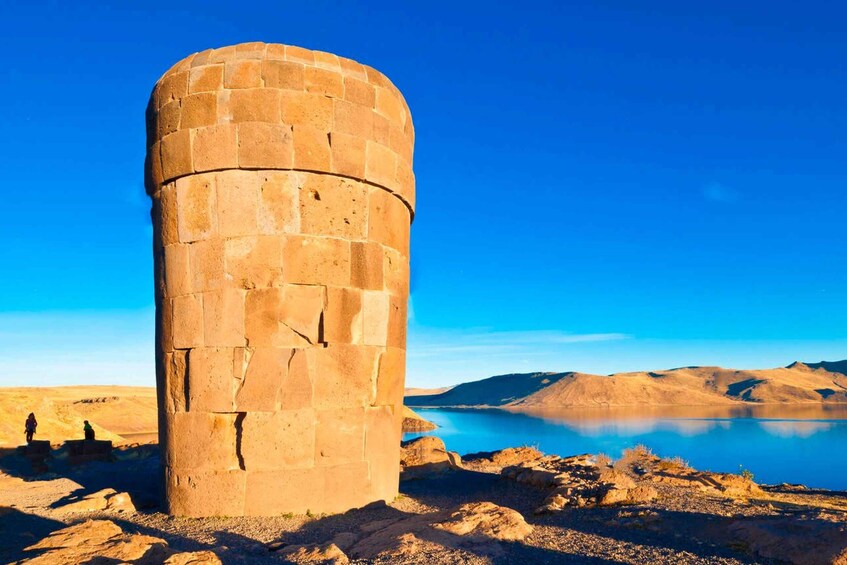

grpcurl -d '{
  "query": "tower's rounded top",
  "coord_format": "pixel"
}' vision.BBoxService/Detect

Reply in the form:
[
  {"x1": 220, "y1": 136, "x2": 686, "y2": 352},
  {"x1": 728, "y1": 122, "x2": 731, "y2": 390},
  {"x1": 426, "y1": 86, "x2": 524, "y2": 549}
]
[{"x1": 146, "y1": 42, "x2": 415, "y2": 212}]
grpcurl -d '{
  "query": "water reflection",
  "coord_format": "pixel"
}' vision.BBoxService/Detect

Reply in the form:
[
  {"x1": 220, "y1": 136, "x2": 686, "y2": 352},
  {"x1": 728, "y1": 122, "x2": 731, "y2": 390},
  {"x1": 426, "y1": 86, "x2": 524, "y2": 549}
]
[{"x1": 405, "y1": 406, "x2": 847, "y2": 490}]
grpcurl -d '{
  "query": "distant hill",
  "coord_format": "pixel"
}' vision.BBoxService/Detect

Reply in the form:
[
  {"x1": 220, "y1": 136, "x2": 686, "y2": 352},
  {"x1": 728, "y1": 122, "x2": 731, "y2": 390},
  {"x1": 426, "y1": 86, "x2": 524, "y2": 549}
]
[{"x1": 406, "y1": 361, "x2": 847, "y2": 409}]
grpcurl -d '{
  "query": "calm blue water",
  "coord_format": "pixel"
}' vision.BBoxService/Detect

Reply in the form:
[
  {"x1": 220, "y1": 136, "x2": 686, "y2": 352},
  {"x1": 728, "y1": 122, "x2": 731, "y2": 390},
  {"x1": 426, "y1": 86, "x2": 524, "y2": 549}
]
[{"x1": 404, "y1": 407, "x2": 847, "y2": 490}]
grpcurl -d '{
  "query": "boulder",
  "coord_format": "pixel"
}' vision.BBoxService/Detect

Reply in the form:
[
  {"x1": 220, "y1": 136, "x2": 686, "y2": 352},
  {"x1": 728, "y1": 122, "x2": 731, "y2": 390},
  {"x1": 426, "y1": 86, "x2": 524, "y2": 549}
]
[
  {"x1": 350, "y1": 502, "x2": 532, "y2": 560},
  {"x1": 19, "y1": 519, "x2": 221, "y2": 564},
  {"x1": 465, "y1": 446, "x2": 544, "y2": 468},
  {"x1": 55, "y1": 488, "x2": 136, "y2": 513},
  {"x1": 401, "y1": 406, "x2": 437, "y2": 432},
  {"x1": 164, "y1": 551, "x2": 223, "y2": 565},
  {"x1": 431, "y1": 502, "x2": 534, "y2": 541},
  {"x1": 21, "y1": 519, "x2": 168, "y2": 564},
  {"x1": 280, "y1": 543, "x2": 349, "y2": 564},
  {"x1": 399, "y1": 436, "x2": 462, "y2": 480}
]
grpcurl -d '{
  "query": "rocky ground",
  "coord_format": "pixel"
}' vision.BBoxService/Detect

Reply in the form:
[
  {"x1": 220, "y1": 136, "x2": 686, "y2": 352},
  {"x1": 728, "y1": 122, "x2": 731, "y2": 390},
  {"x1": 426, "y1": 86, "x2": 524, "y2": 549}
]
[{"x1": 1, "y1": 439, "x2": 846, "y2": 564}]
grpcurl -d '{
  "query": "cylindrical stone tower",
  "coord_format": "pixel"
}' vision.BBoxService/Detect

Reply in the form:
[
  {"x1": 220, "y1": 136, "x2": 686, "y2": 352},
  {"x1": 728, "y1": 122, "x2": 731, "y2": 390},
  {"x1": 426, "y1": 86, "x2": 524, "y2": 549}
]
[{"x1": 145, "y1": 42, "x2": 414, "y2": 517}]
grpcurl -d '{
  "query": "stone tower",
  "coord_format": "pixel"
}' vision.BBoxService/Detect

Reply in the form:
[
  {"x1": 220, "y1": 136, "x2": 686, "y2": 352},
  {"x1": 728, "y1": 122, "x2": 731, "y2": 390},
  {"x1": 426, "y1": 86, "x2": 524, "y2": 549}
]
[{"x1": 145, "y1": 42, "x2": 414, "y2": 517}]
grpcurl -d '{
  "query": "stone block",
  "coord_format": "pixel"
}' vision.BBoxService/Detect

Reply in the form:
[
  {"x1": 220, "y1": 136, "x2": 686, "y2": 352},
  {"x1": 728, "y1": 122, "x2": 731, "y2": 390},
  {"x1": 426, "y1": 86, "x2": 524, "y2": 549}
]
[
  {"x1": 189, "y1": 64, "x2": 223, "y2": 93},
  {"x1": 244, "y1": 467, "x2": 320, "y2": 516},
  {"x1": 258, "y1": 171, "x2": 301, "y2": 235},
  {"x1": 364, "y1": 142, "x2": 396, "y2": 191},
  {"x1": 160, "y1": 297, "x2": 174, "y2": 353},
  {"x1": 155, "y1": 71, "x2": 188, "y2": 109},
  {"x1": 191, "y1": 49, "x2": 213, "y2": 67},
  {"x1": 180, "y1": 92, "x2": 218, "y2": 129},
  {"x1": 372, "y1": 113, "x2": 390, "y2": 145},
  {"x1": 343, "y1": 76, "x2": 375, "y2": 107},
  {"x1": 223, "y1": 236, "x2": 283, "y2": 289},
  {"x1": 375, "y1": 87, "x2": 406, "y2": 126},
  {"x1": 164, "y1": 244, "x2": 191, "y2": 297},
  {"x1": 262, "y1": 59, "x2": 304, "y2": 90},
  {"x1": 304, "y1": 66, "x2": 343, "y2": 98},
  {"x1": 146, "y1": 141, "x2": 164, "y2": 192},
  {"x1": 166, "y1": 468, "x2": 246, "y2": 517},
  {"x1": 365, "y1": 405, "x2": 401, "y2": 501},
  {"x1": 322, "y1": 287, "x2": 363, "y2": 344},
  {"x1": 266, "y1": 44, "x2": 285, "y2": 60},
  {"x1": 351, "y1": 241, "x2": 384, "y2": 291},
  {"x1": 187, "y1": 347, "x2": 236, "y2": 411},
  {"x1": 298, "y1": 176, "x2": 367, "y2": 239},
  {"x1": 203, "y1": 288, "x2": 246, "y2": 347},
  {"x1": 394, "y1": 158, "x2": 415, "y2": 209},
  {"x1": 224, "y1": 59, "x2": 262, "y2": 89},
  {"x1": 234, "y1": 347, "x2": 285, "y2": 411},
  {"x1": 383, "y1": 247, "x2": 410, "y2": 297},
  {"x1": 333, "y1": 99, "x2": 373, "y2": 139},
  {"x1": 313, "y1": 344, "x2": 378, "y2": 409},
  {"x1": 244, "y1": 286, "x2": 322, "y2": 347},
  {"x1": 163, "y1": 350, "x2": 188, "y2": 413},
  {"x1": 175, "y1": 174, "x2": 216, "y2": 243},
  {"x1": 285, "y1": 45, "x2": 315, "y2": 65},
  {"x1": 368, "y1": 188, "x2": 410, "y2": 255},
  {"x1": 329, "y1": 131, "x2": 366, "y2": 179},
  {"x1": 161, "y1": 130, "x2": 193, "y2": 181},
  {"x1": 229, "y1": 88, "x2": 280, "y2": 123},
  {"x1": 315, "y1": 407, "x2": 365, "y2": 466},
  {"x1": 362, "y1": 291, "x2": 389, "y2": 346},
  {"x1": 172, "y1": 293, "x2": 203, "y2": 349},
  {"x1": 323, "y1": 461, "x2": 372, "y2": 513},
  {"x1": 313, "y1": 51, "x2": 341, "y2": 71},
  {"x1": 165, "y1": 412, "x2": 239, "y2": 471},
  {"x1": 293, "y1": 125, "x2": 331, "y2": 171},
  {"x1": 280, "y1": 348, "x2": 315, "y2": 410},
  {"x1": 240, "y1": 409, "x2": 316, "y2": 470},
  {"x1": 387, "y1": 294, "x2": 407, "y2": 348},
  {"x1": 282, "y1": 235, "x2": 350, "y2": 286},
  {"x1": 216, "y1": 170, "x2": 259, "y2": 238},
  {"x1": 209, "y1": 45, "x2": 237, "y2": 64},
  {"x1": 157, "y1": 100, "x2": 181, "y2": 139},
  {"x1": 192, "y1": 124, "x2": 237, "y2": 172},
  {"x1": 235, "y1": 41, "x2": 266, "y2": 59},
  {"x1": 237, "y1": 122, "x2": 293, "y2": 169},
  {"x1": 188, "y1": 238, "x2": 225, "y2": 292},
  {"x1": 339, "y1": 57, "x2": 367, "y2": 79},
  {"x1": 375, "y1": 347, "x2": 405, "y2": 407},
  {"x1": 280, "y1": 91, "x2": 333, "y2": 131}
]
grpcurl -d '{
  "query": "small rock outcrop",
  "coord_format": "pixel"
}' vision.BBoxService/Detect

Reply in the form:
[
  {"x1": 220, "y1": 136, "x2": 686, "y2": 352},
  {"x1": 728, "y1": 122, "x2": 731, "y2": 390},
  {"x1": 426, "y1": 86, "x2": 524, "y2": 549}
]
[
  {"x1": 401, "y1": 406, "x2": 437, "y2": 432},
  {"x1": 18, "y1": 519, "x2": 221, "y2": 564},
  {"x1": 279, "y1": 542, "x2": 349, "y2": 564},
  {"x1": 399, "y1": 436, "x2": 462, "y2": 480},
  {"x1": 55, "y1": 488, "x2": 136, "y2": 513},
  {"x1": 349, "y1": 502, "x2": 533, "y2": 560},
  {"x1": 499, "y1": 452, "x2": 658, "y2": 512}
]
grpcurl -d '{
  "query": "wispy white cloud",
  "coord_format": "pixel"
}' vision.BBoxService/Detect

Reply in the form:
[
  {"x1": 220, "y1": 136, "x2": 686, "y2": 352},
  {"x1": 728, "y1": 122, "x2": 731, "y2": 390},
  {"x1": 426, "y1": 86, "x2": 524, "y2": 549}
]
[
  {"x1": 702, "y1": 183, "x2": 739, "y2": 203},
  {"x1": 409, "y1": 330, "x2": 631, "y2": 359}
]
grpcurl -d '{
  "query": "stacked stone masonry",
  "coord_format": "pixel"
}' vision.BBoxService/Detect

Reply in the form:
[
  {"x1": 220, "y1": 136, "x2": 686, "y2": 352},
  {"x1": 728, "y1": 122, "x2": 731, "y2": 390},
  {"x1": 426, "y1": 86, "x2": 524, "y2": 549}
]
[{"x1": 145, "y1": 42, "x2": 414, "y2": 517}]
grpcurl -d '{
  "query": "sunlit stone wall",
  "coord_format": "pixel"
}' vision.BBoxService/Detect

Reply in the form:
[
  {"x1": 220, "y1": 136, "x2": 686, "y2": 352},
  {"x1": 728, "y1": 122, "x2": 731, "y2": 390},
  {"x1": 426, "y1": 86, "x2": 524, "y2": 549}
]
[{"x1": 145, "y1": 42, "x2": 414, "y2": 517}]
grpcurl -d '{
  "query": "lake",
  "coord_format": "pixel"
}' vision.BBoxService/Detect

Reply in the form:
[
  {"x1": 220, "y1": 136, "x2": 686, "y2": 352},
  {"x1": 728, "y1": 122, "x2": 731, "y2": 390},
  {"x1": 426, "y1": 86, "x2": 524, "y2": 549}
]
[{"x1": 403, "y1": 405, "x2": 847, "y2": 491}]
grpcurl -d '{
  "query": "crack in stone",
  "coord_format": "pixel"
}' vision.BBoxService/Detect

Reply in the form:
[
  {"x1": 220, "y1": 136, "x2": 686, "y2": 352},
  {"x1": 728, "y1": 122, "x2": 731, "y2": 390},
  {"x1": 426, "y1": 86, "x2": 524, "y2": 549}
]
[{"x1": 234, "y1": 412, "x2": 246, "y2": 471}]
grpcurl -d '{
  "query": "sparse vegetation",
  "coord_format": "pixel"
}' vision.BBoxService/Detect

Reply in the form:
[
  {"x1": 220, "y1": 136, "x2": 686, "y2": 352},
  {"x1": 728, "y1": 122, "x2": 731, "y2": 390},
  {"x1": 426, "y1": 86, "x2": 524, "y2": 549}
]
[
  {"x1": 595, "y1": 453, "x2": 612, "y2": 468},
  {"x1": 739, "y1": 466, "x2": 755, "y2": 481},
  {"x1": 657, "y1": 456, "x2": 689, "y2": 471}
]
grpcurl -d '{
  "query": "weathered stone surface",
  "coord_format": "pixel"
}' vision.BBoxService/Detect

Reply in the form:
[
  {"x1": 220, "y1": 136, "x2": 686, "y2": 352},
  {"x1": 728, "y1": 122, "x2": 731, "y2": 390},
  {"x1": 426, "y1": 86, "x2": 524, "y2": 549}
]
[
  {"x1": 149, "y1": 42, "x2": 414, "y2": 517},
  {"x1": 349, "y1": 502, "x2": 532, "y2": 560},
  {"x1": 54, "y1": 488, "x2": 136, "y2": 514},
  {"x1": 280, "y1": 543, "x2": 349, "y2": 564},
  {"x1": 21, "y1": 519, "x2": 168, "y2": 564},
  {"x1": 400, "y1": 436, "x2": 462, "y2": 480}
]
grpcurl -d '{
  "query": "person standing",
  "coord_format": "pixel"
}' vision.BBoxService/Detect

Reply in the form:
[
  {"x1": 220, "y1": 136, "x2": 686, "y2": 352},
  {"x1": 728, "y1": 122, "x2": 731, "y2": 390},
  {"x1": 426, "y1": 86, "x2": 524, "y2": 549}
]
[{"x1": 25, "y1": 413, "x2": 37, "y2": 444}]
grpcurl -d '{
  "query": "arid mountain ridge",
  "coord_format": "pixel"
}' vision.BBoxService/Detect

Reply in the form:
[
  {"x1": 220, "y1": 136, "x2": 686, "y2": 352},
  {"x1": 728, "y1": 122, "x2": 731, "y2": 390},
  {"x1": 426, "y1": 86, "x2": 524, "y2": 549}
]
[{"x1": 406, "y1": 360, "x2": 847, "y2": 408}]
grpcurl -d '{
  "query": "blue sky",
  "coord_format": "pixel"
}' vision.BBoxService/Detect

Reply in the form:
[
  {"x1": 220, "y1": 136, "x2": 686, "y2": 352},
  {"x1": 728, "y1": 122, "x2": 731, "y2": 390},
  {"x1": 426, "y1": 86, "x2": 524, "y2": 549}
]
[{"x1": 1, "y1": 1, "x2": 845, "y2": 387}]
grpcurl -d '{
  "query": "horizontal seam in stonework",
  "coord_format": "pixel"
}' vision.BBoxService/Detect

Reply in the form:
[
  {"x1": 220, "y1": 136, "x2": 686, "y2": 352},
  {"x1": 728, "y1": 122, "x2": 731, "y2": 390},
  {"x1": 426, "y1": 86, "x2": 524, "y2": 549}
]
[{"x1": 149, "y1": 167, "x2": 415, "y2": 220}]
